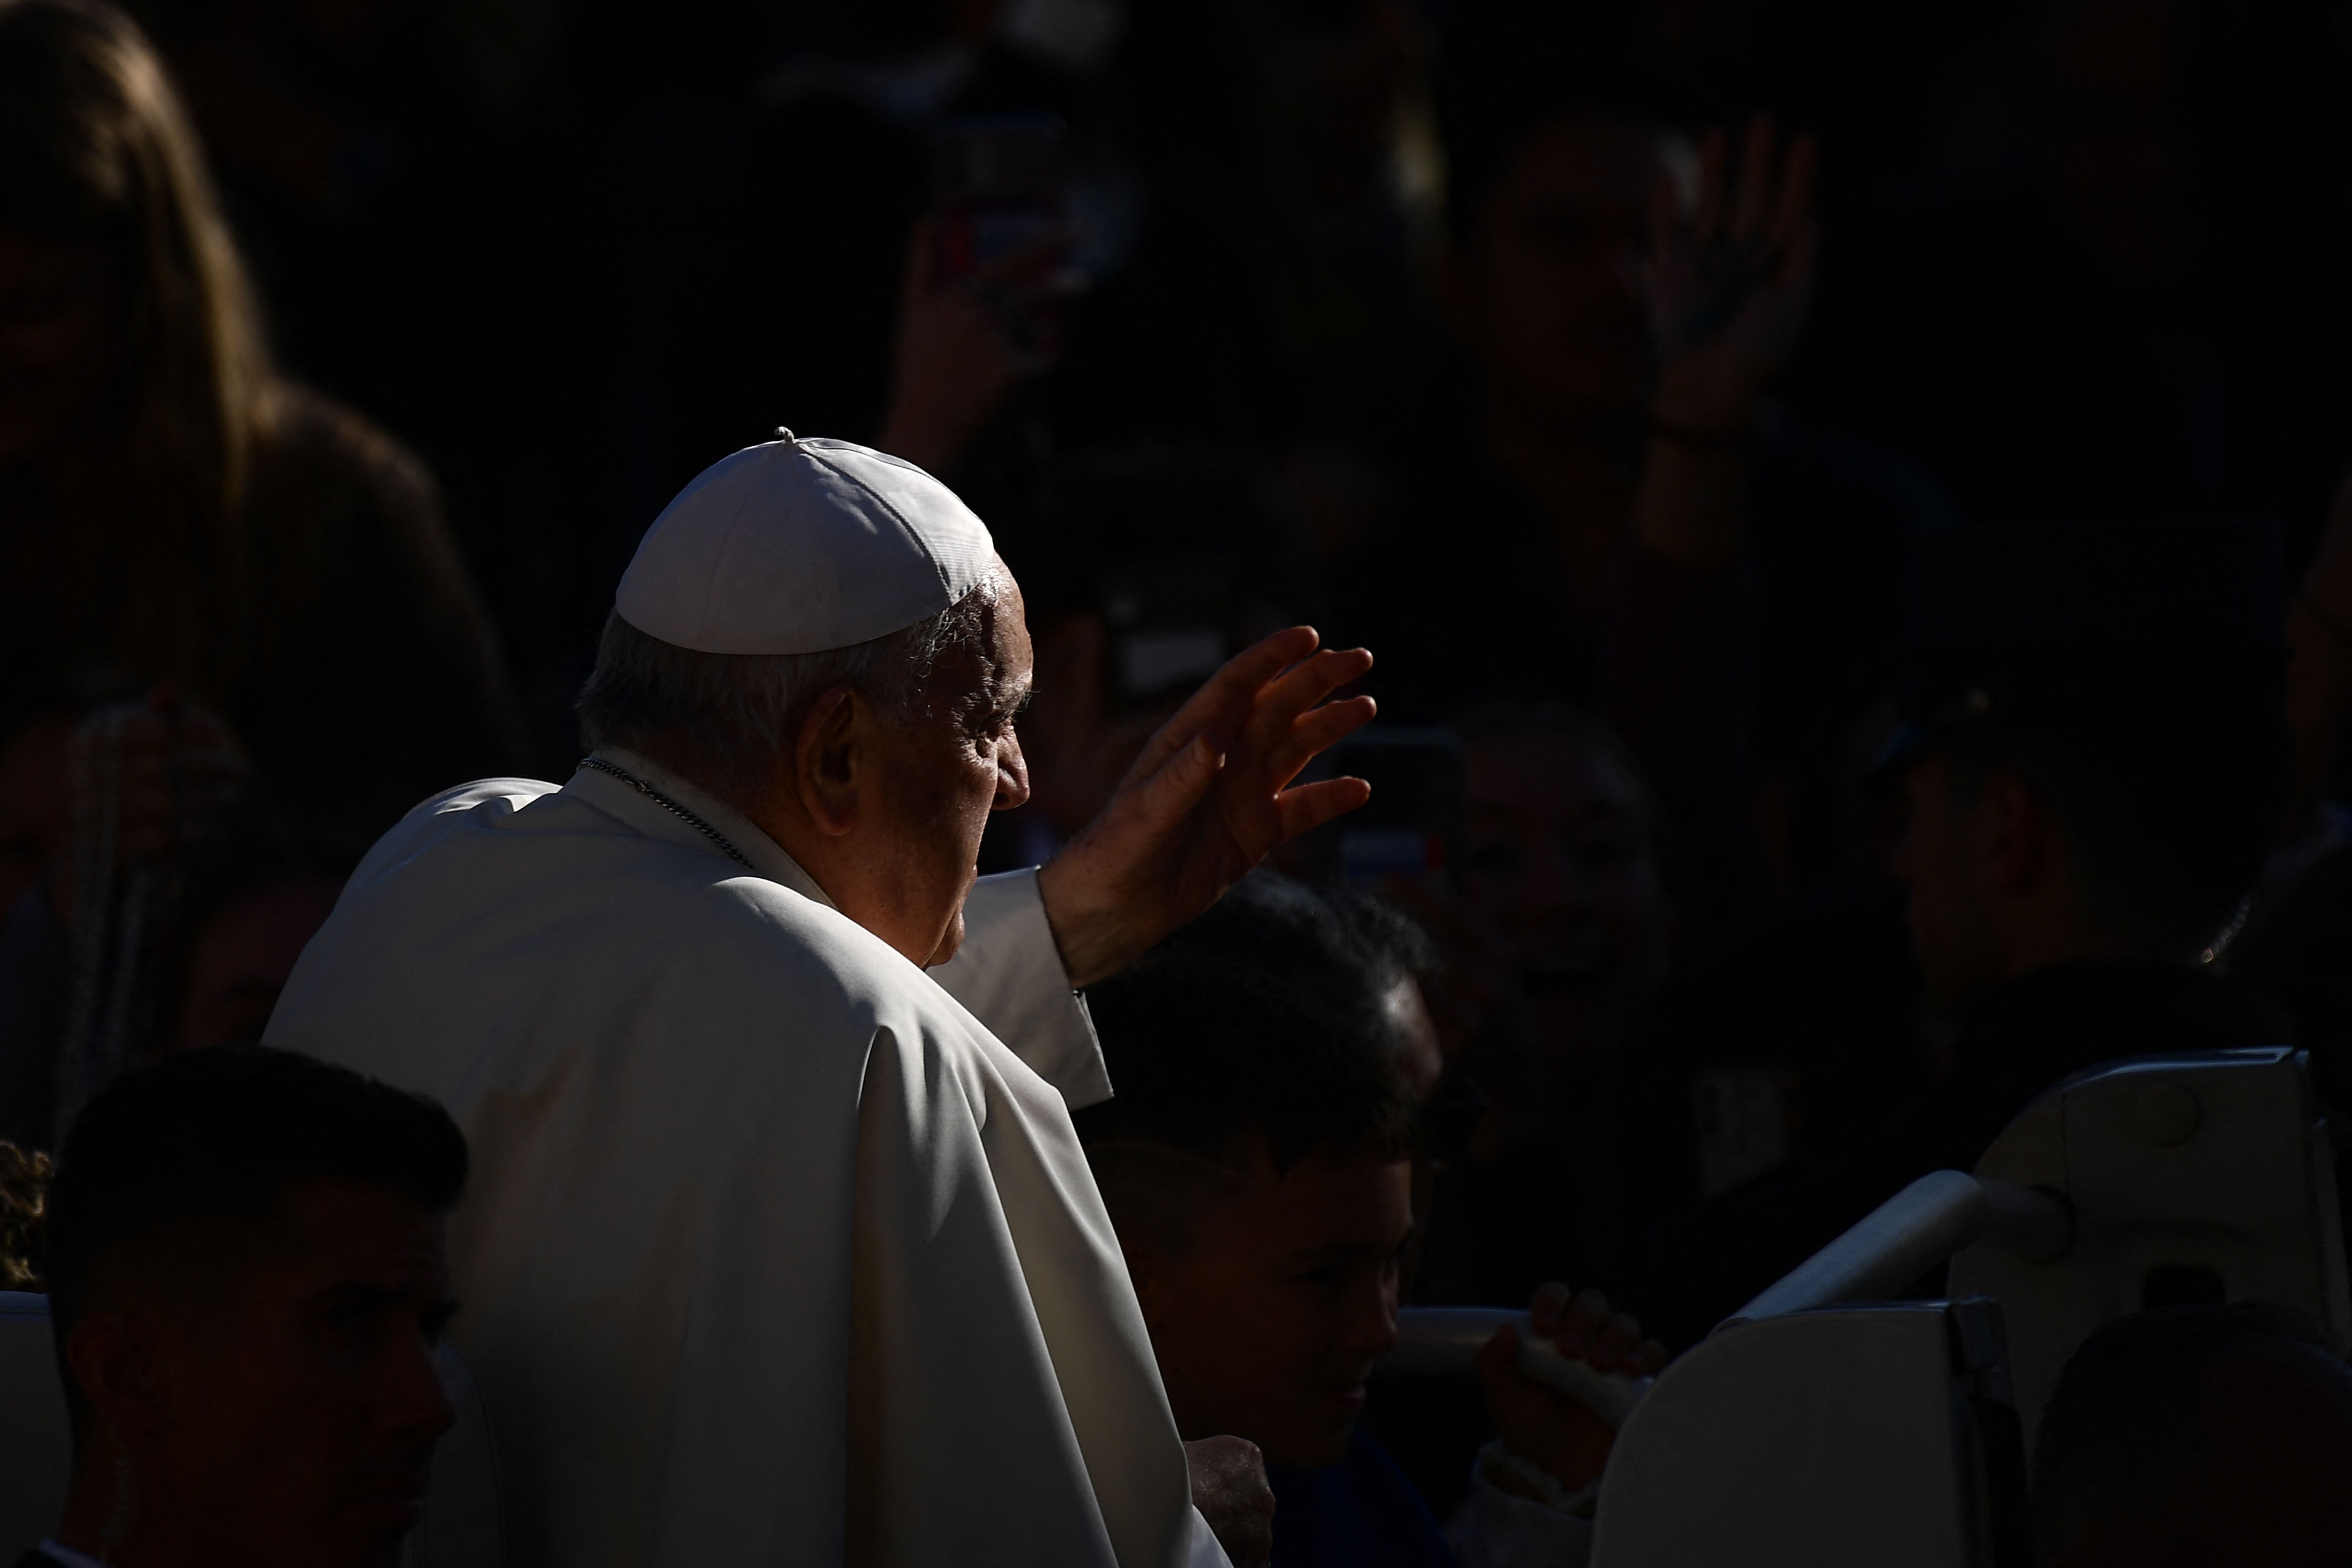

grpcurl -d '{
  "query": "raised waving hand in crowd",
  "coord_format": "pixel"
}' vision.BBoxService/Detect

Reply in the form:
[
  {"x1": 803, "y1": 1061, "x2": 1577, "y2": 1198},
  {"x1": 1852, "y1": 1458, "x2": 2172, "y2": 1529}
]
[{"x1": 1636, "y1": 116, "x2": 1820, "y2": 568}]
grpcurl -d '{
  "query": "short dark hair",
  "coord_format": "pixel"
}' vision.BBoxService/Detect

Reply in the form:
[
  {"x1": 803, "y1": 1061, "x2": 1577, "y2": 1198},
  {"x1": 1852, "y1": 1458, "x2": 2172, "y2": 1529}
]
[
  {"x1": 2030, "y1": 1302, "x2": 2347, "y2": 1560},
  {"x1": 45, "y1": 1046, "x2": 467, "y2": 1436},
  {"x1": 1077, "y1": 873, "x2": 1425, "y2": 1179}
]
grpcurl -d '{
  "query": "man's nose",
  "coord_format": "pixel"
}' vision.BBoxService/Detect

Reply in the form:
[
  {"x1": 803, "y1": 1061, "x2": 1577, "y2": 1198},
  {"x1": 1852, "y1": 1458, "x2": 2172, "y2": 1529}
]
[
  {"x1": 392, "y1": 1340, "x2": 460, "y2": 1442},
  {"x1": 994, "y1": 738, "x2": 1032, "y2": 813},
  {"x1": 1343, "y1": 1280, "x2": 1401, "y2": 1359}
]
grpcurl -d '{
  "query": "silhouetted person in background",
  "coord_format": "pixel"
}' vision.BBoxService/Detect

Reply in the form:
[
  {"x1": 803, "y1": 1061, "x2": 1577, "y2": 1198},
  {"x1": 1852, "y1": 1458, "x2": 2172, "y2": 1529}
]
[
  {"x1": 0, "y1": 0, "x2": 522, "y2": 844},
  {"x1": 160, "y1": 812, "x2": 352, "y2": 1053},
  {"x1": 0, "y1": 0, "x2": 520, "y2": 1146},
  {"x1": 121, "y1": 0, "x2": 599, "y2": 733},
  {"x1": 1639, "y1": 517, "x2": 2293, "y2": 1347},
  {"x1": 1407, "y1": 706, "x2": 1676, "y2": 1309},
  {"x1": 1334, "y1": 11, "x2": 1945, "y2": 928}
]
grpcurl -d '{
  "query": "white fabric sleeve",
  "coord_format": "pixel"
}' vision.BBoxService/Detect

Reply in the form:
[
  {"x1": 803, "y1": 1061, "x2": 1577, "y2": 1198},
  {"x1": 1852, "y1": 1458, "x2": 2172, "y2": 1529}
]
[
  {"x1": 1444, "y1": 1446, "x2": 1599, "y2": 1568},
  {"x1": 1182, "y1": 1506, "x2": 1236, "y2": 1568},
  {"x1": 929, "y1": 868, "x2": 1113, "y2": 1109}
]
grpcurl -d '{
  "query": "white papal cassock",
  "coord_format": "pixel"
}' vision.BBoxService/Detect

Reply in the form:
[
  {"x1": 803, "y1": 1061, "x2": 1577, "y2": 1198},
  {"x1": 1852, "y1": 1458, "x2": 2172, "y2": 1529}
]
[{"x1": 267, "y1": 748, "x2": 1222, "y2": 1568}]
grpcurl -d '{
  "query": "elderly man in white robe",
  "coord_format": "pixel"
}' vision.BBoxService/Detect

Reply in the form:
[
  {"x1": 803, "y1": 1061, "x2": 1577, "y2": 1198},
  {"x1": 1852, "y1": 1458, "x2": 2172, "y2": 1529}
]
[{"x1": 265, "y1": 432, "x2": 1378, "y2": 1568}]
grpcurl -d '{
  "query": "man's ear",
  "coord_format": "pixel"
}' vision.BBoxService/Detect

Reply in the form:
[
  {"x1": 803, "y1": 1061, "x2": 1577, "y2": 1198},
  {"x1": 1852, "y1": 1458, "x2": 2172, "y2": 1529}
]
[
  {"x1": 66, "y1": 1309, "x2": 172, "y2": 1442},
  {"x1": 1975, "y1": 770, "x2": 2053, "y2": 896},
  {"x1": 793, "y1": 687, "x2": 862, "y2": 837}
]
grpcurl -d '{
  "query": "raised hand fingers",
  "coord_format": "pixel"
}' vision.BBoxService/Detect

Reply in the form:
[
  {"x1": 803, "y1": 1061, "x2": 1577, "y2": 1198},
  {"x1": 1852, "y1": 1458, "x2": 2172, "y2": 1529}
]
[
  {"x1": 1114, "y1": 730, "x2": 1228, "y2": 845},
  {"x1": 1264, "y1": 692, "x2": 1378, "y2": 792},
  {"x1": 1648, "y1": 168, "x2": 1685, "y2": 274},
  {"x1": 1731, "y1": 114, "x2": 1777, "y2": 242},
  {"x1": 1123, "y1": 628, "x2": 1321, "y2": 784},
  {"x1": 1270, "y1": 776, "x2": 1372, "y2": 844},
  {"x1": 1772, "y1": 132, "x2": 1820, "y2": 253},
  {"x1": 1238, "y1": 645, "x2": 1373, "y2": 760},
  {"x1": 1691, "y1": 127, "x2": 1729, "y2": 247}
]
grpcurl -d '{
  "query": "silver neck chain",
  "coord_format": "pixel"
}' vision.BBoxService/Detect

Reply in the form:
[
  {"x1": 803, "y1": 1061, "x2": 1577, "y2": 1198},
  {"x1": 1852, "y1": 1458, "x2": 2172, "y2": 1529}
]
[{"x1": 577, "y1": 756, "x2": 752, "y2": 869}]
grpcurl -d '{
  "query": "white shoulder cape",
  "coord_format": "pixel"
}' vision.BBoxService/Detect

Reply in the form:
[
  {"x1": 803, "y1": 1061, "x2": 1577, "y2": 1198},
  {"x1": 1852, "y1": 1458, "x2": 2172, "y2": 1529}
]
[{"x1": 268, "y1": 755, "x2": 1216, "y2": 1568}]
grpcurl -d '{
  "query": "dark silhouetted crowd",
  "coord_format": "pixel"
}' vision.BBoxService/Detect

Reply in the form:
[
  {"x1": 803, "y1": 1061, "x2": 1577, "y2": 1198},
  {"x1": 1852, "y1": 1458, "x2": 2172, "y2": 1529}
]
[{"x1": 6, "y1": 0, "x2": 2352, "y2": 1564}]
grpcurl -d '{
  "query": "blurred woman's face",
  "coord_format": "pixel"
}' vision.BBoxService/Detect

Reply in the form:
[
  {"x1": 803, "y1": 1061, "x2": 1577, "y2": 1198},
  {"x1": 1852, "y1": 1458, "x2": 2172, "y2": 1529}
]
[
  {"x1": 1448, "y1": 115, "x2": 1661, "y2": 419},
  {"x1": 1457, "y1": 729, "x2": 1672, "y2": 1076},
  {"x1": 0, "y1": 229, "x2": 124, "y2": 463}
]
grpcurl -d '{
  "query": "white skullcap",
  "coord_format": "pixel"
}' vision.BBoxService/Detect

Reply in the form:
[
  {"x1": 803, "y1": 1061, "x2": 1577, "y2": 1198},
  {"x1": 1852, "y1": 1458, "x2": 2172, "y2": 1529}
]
[{"x1": 615, "y1": 432, "x2": 996, "y2": 655}]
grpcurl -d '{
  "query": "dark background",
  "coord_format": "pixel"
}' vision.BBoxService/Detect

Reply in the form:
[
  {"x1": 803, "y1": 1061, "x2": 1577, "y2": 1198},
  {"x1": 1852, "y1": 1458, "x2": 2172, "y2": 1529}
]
[{"x1": 108, "y1": 0, "x2": 2352, "y2": 768}]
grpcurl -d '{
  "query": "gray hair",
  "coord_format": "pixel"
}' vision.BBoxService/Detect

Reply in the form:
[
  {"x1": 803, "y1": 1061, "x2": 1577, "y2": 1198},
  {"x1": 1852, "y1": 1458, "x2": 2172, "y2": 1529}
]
[{"x1": 576, "y1": 570, "x2": 1005, "y2": 803}]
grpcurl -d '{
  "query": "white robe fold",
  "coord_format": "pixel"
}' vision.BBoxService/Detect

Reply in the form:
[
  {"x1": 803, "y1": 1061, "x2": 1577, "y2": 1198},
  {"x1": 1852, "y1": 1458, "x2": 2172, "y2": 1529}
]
[{"x1": 267, "y1": 752, "x2": 1210, "y2": 1568}]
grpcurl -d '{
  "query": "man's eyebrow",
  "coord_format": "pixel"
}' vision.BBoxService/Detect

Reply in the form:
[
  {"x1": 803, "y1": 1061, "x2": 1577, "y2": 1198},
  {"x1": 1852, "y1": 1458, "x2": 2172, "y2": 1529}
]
[{"x1": 980, "y1": 673, "x2": 1035, "y2": 722}]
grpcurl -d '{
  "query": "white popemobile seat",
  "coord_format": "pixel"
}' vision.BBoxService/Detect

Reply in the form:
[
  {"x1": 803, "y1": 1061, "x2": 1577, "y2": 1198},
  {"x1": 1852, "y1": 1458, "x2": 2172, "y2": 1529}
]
[
  {"x1": 1950, "y1": 1045, "x2": 2352, "y2": 1446},
  {"x1": 1380, "y1": 1047, "x2": 2350, "y2": 1568},
  {"x1": 0, "y1": 1291, "x2": 503, "y2": 1566}
]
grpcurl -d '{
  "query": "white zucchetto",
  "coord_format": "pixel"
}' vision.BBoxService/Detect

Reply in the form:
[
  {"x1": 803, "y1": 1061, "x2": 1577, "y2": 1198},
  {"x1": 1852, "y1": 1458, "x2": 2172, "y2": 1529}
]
[{"x1": 615, "y1": 432, "x2": 996, "y2": 655}]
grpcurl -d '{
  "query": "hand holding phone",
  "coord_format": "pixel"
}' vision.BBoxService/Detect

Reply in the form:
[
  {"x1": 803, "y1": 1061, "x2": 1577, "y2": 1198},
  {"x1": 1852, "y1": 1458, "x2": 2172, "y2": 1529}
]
[{"x1": 877, "y1": 115, "x2": 1076, "y2": 473}]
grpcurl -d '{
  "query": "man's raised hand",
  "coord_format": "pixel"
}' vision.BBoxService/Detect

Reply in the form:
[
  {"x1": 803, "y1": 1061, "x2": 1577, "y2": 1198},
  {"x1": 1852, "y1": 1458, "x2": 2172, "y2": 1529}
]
[{"x1": 1036, "y1": 628, "x2": 1375, "y2": 987}]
